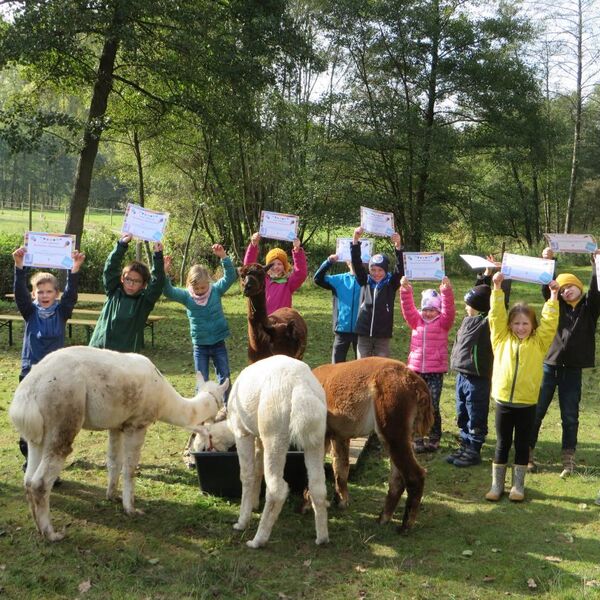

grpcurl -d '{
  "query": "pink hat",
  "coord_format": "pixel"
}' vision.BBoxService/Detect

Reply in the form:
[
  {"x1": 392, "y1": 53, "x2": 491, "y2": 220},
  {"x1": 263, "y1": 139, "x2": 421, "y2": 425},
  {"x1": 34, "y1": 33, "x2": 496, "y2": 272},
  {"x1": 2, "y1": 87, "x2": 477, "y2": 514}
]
[{"x1": 421, "y1": 289, "x2": 441, "y2": 311}]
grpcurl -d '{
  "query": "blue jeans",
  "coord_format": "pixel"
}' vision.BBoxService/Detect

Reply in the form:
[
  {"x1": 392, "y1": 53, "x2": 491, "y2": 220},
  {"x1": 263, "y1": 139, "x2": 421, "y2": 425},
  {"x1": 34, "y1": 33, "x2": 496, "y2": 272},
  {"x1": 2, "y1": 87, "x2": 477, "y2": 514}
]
[
  {"x1": 530, "y1": 365, "x2": 582, "y2": 451},
  {"x1": 193, "y1": 341, "x2": 231, "y2": 403},
  {"x1": 455, "y1": 373, "x2": 490, "y2": 452}
]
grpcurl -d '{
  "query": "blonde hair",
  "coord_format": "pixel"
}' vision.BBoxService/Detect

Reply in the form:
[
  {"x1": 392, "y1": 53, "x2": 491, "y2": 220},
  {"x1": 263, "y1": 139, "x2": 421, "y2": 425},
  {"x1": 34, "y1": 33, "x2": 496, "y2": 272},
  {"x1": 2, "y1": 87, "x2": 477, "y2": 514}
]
[
  {"x1": 508, "y1": 303, "x2": 538, "y2": 331},
  {"x1": 186, "y1": 264, "x2": 211, "y2": 287},
  {"x1": 30, "y1": 272, "x2": 60, "y2": 291}
]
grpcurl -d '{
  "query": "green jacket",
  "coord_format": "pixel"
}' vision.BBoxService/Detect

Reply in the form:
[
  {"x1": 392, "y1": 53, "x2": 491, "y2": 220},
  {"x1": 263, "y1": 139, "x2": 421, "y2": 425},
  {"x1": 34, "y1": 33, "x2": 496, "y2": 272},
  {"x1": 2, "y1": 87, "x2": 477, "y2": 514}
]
[
  {"x1": 489, "y1": 289, "x2": 559, "y2": 406},
  {"x1": 89, "y1": 241, "x2": 164, "y2": 352}
]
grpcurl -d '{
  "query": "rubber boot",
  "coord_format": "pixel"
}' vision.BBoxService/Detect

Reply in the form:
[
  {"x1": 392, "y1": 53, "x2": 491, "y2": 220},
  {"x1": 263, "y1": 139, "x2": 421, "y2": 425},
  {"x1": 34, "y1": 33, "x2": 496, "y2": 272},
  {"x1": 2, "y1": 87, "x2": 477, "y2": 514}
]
[
  {"x1": 508, "y1": 465, "x2": 527, "y2": 502},
  {"x1": 526, "y1": 447, "x2": 537, "y2": 473},
  {"x1": 453, "y1": 446, "x2": 482, "y2": 468},
  {"x1": 485, "y1": 463, "x2": 507, "y2": 501},
  {"x1": 445, "y1": 443, "x2": 466, "y2": 464},
  {"x1": 559, "y1": 449, "x2": 575, "y2": 479}
]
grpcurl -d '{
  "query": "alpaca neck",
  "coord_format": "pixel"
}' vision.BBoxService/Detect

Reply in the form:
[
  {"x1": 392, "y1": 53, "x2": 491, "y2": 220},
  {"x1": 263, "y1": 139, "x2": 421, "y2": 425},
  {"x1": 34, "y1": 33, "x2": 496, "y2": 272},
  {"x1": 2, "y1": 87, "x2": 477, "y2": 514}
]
[
  {"x1": 247, "y1": 295, "x2": 272, "y2": 348},
  {"x1": 157, "y1": 383, "x2": 218, "y2": 428}
]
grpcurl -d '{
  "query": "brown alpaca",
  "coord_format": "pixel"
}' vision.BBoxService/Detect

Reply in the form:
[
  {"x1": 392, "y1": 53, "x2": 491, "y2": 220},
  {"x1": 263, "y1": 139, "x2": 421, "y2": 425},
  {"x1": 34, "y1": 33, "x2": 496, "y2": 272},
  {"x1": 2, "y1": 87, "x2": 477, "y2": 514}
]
[
  {"x1": 239, "y1": 263, "x2": 307, "y2": 363},
  {"x1": 313, "y1": 357, "x2": 434, "y2": 533}
]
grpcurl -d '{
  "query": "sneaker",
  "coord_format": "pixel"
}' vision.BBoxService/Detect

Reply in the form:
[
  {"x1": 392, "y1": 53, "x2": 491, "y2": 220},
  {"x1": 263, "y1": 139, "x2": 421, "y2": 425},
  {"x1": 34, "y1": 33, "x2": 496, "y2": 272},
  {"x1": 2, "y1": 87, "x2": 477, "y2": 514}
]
[
  {"x1": 413, "y1": 438, "x2": 427, "y2": 454},
  {"x1": 425, "y1": 438, "x2": 440, "y2": 452},
  {"x1": 453, "y1": 448, "x2": 482, "y2": 468},
  {"x1": 445, "y1": 445, "x2": 466, "y2": 464}
]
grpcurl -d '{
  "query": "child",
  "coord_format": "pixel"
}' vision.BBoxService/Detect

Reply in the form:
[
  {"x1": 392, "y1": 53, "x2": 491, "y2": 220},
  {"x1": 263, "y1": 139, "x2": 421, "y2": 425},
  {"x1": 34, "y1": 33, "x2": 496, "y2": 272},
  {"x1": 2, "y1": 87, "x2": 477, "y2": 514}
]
[
  {"x1": 89, "y1": 233, "x2": 164, "y2": 352},
  {"x1": 243, "y1": 232, "x2": 307, "y2": 315},
  {"x1": 313, "y1": 252, "x2": 361, "y2": 363},
  {"x1": 447, "y1": 259, "x2": 512, "y2": 467},
  {"x1": 351, "y1": 227, "x2": 403, "y2": 358},
  {"x1": 163, "y1": 244, "x2": 236, "y2": 398},
  {"x1": 12, "y1": 245, "x2": 85, "y2": 469},
  {"x1": 528, "y1": 248, "x2": 600, "y2": 478},
  {"x1": 400, "y1": 275, "x2": 456, "y2": 452},
  {"x1": 485, "y1": 272, "x2": 559, "y2": 502}
]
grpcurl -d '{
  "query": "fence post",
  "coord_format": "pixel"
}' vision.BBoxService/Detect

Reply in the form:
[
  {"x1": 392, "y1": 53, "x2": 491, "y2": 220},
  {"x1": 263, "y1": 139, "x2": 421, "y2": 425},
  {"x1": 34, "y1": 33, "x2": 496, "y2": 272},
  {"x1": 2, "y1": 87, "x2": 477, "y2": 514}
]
[{"x1": 28, "y1": 184, "x2": 33, "y2": 231}]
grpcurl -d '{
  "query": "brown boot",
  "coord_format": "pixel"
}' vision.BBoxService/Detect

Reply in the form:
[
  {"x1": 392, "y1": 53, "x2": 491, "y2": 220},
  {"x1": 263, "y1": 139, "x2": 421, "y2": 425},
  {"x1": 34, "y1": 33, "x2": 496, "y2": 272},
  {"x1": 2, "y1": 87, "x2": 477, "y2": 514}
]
[
  {"x1": 559, "y1": 449, "x2": 575, "y2": 479},
  {"x1": 485, "y1": 463, "x2": 507, "y2": 501},
  {"x1": 526, "y1": 447, "x2": 537, "y2": 473}
]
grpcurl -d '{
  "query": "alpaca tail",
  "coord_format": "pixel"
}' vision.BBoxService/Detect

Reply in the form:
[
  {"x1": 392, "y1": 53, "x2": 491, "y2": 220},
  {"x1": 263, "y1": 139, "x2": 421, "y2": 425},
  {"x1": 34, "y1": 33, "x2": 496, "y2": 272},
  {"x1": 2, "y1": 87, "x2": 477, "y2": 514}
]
[
  {"x1": 9, "y1": 384, "x2": 44, "y2": 445},
  {"x1": 289, "y1": 378, "x2": 327, "y2": 450},
  {"x1": 412, "y1": 374, "x2": 435, "y2": 438}
]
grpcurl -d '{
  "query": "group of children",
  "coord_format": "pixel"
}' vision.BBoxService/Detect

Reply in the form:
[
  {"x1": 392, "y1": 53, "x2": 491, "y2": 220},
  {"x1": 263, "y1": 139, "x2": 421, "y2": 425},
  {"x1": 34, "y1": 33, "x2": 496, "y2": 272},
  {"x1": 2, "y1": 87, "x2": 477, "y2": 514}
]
[{"x1": 11, "y1": 228, "x2": 600, "y2": 504}]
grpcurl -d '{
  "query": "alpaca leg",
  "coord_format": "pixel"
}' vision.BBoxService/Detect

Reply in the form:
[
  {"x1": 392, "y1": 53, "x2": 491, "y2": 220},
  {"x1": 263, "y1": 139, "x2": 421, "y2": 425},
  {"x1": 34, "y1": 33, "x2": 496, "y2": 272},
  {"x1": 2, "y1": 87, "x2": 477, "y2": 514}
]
[
  {"x1": 121, "y1": 428, "x2": 147, "y2": 516},
  {"x1": 303, "y1": 444, "x2": 329, "y2": 545},
  {"x1": 331, "y1": 437, "x2": 351, "y2": 508},
  {"x1": 247, "y1": 437, "x2": 289, "y2": 549},
  {"x1": 24, "y1": 442, "x2": 44, "y2": 532},
  {"x1": 27, "y1": 449, "x2": 68, "y2": 541},
  {"x1": 106, "y1": 429, "x2": 123, "y2": 502},
  {"x1": 233, "y1": 434, "x2": 257, "y2": 531},
  {"x1": 388, "y1": 440, "x2": 425, "y2": 533},
  {"x1": 251, "y1": 438, "x2": 264, "y2": 511},
  {"x1": 378, "y1": 460, "x2": 405, "y2": 525}
]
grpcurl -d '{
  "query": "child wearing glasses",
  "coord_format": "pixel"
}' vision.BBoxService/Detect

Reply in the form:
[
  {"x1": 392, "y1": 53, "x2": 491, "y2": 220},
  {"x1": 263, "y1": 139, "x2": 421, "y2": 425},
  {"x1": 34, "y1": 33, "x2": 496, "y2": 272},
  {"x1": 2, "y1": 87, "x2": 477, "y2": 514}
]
[{"x1": 89, "y1": 233, "x2": 165, "y2": 352}]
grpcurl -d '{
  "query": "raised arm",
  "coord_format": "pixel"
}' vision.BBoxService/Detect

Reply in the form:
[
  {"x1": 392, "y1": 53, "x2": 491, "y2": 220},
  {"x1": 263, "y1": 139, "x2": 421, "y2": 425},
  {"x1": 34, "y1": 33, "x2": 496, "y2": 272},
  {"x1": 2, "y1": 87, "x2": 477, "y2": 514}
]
[
  {"x1": 13, "y1": 247, "x2": 34, "y2": 319},
  {"x1": 399, "y1": 277, "x2": 422, "y2": 329},
  {"x1": 103, "y1": 236, "x2": 130, "y2": 295},
  {"x1": 213, "y1": 245, "x2": 237, "y2": 295},
  {"x1": 438, "y1": 277, "x2": 456, "y2": 330},
  {"x1": 488, "y1": 272, "x2": 509, "y2": 348},
  {"x1": 351, "y1": 227, "x2": 368, "y2": 286},
  {"x1": 389, "y1": 232, "x2": 404, "y2": 290},
  {"x1": 536, "y1": 280, "x2": 560, "y2": 352},
  {"x1": 243, "y1": 232, "x2": 260, "y2": 265},
  {"x1": 143, "y1": 244, "x2": 165, "y2": 305},
  {"x1": 287, "y1": 240, "x2": 307, "y2": 293},
  {"x1": 314, "y1": 256, "x2": 336, "y2": 292}
]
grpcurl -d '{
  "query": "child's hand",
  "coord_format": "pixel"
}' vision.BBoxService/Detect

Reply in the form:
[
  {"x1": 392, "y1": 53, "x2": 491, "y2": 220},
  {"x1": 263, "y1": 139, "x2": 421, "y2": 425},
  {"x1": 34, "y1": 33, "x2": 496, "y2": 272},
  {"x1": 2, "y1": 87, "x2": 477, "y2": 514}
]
[
  {"x1": 492, "y1": 271, "x2": 504, "y2": 290},
  {"x1": 391, "y1": 232, "x2": 401, "y2": 249},
  {"x1": 212, "y1": 244, "x2": 227, "y2": 259},
  {"x1": 71, "y1": 250, "x2": 86, "y2": 273},
  {"x1": 484, "y1": 254, "x2": 499, "y2": 276},
  {"x1": 120, "y1": 233, "x2": 133, "y2": 244},
  {"x1": 400, "y1": 275, "x2": 411, "y2": 290},
  {"x1": 292, "y1": 238, "x2": 301, "y2": 251},
  {"x1": 548, "y1": 279, "x2": 560, "y2": 300},
  {"x1": 153, "y1": 242, "x2": 163, "y2": 253},
  {"x1": 12, "y1": 247, "x2": 26, "y2": 268},
  {"x1": 542, "y1": 247, "x2": 554, "y2": 260},
  {"x1": 328, "y1": 254, "x2": 338, "y2": 263},
  {"x1": 164, "y1": 255, "x2": 172, "y2": 274},
  {"x1": 352, "y1": 226, "x2": 363, "y2": 243},
  {"x1": 440, "y1": 276, "x2": 451, "y2": 290},
  {"x1": 251, "y1": 232, "x2": 261, "y2": 246}
]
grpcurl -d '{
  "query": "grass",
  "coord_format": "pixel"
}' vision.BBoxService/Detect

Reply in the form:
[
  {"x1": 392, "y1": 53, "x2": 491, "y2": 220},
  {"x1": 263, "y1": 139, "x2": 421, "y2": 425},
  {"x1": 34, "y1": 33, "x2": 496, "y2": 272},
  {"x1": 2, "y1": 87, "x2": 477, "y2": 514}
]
[
  {"x1": 1, "y1": 272, "x2": 600, "y2": 599},
  {"x1": 0, "y1": 207, "x2": 122, "y2": 236}
]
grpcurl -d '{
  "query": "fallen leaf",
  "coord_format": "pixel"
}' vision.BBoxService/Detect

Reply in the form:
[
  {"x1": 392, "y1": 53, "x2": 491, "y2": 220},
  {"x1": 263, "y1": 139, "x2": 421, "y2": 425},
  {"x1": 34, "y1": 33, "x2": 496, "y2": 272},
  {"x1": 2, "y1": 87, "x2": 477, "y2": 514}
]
[
  {"x1": 491, "y1": 548, "x2": 501, "y2": 553},
  {"x1": 0, "y1": 565, "x2": 5, "y2": 570},
  {"x1": 578, "y1": 503, "x2": 588, "y2": 510},
  {"x1": 527, "y1": 578, "x2": 537, "y2": 590},
  {"x1": 462, "y1": 550, "x2": 473, "y2": 557},
  {"x1": 355, "y1": 565, "x2": 367, "y2": 573},
  {"x1": 78, "y1": 580, "x2": 92, "y2": 594},
  {"x1": 544, "y1": 556, "x2": 562, "y2": 563},
  {"x1": 562, "y1": 533, "x2": 574, "y2": 544},
  {"x1": 148, "y1": 558, "x2": 160, "y2": 565},
  {"x1": 303, "y1": 559, "x2": 312, "y2": 567},
  {"x1": 483, "y1": 575, "x2": 496, "y2": 583},
  {"x1": 585, "y1": 580, "x2": 600, "y2": 588}
]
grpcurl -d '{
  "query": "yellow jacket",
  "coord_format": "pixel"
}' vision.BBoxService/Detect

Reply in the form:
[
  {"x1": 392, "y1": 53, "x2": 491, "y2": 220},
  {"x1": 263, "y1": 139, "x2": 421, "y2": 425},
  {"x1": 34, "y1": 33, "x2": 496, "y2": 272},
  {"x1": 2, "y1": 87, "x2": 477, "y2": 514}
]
[{"x1": 489, "y1": 290, "x2": 559, "y2": 405}]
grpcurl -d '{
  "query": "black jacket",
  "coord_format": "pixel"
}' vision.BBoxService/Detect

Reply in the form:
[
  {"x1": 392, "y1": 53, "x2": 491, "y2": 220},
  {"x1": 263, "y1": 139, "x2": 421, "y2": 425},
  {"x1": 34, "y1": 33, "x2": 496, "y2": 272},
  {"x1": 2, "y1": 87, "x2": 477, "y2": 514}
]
[
  {"x1": 351, "y1": 242, "x2": 403, "y2": 338},
  {"x1": 542, "y1": 271, "x2": 600, "y2": 368}
]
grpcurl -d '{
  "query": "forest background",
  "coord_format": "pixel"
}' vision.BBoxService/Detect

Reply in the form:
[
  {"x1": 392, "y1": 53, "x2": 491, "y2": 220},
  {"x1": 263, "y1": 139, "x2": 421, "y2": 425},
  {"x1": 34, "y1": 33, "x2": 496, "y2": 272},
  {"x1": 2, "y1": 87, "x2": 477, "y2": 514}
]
[{"x1": 1, "y1": 0, "x2": 600, "y2": 278}]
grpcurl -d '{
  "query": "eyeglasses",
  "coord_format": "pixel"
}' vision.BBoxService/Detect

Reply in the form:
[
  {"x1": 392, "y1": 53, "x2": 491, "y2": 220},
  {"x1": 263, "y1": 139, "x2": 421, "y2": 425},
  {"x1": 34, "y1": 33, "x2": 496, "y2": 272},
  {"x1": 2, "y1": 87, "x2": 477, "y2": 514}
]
[{"x1": 123, "y1": 276, "x2": 143, "y2": 286}]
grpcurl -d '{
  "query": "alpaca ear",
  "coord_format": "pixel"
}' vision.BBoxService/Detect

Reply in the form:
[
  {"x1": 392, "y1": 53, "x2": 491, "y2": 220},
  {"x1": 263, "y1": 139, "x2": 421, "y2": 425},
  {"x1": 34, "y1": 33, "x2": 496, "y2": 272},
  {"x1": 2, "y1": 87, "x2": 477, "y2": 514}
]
[
  {"x1": 219, "y1": 378, "x2": 230, "y2": 395},
  {"x1": 264, "y1": 262, "x2": 274, "y2": 273}
]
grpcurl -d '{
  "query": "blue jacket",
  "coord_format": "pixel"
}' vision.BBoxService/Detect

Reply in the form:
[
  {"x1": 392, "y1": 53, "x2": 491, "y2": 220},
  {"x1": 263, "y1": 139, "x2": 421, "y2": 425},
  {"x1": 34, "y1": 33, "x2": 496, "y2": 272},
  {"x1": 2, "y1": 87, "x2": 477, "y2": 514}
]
[
  {"x1": 14, "y1": 266, "x2": 79, "y2": 375},
  {"x1": 163, "y1": 256, "x2": 237, "y2": 346},
  {"x1": 314, "y1": 259, "x2": 361, "y2": 334}
]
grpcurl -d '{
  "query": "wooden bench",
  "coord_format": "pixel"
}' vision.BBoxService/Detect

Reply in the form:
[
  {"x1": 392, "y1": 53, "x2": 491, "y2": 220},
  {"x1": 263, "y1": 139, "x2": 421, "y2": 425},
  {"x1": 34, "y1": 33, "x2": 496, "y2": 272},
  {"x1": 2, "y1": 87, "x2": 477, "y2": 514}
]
[{"x1": 0, "y1": 314, "x2": 165, "y2": 346}]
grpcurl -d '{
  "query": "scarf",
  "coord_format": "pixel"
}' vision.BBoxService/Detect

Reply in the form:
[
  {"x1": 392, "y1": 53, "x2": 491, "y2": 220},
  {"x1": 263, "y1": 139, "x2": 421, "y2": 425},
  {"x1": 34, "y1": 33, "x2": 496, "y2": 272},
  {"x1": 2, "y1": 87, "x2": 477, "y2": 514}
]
[
  {"x1": 188, "y1": 284, "x2": 212, "y2": 306},
  {"x1": 33, "y1": 300, "x2": 59, "y2": 319},
  {"x1": 368, "y1": 273, "x2": 392, "y2": 290}
]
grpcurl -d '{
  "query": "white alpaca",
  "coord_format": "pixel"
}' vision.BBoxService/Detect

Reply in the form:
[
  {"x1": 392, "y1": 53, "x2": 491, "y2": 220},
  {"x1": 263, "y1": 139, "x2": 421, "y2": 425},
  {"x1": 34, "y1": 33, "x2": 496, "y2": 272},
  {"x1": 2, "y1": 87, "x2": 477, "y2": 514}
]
[
  {"x1": 9, "y1": 346, "x2": 228, "y2": 541},
  {"x1": 228, "y1": 355, "x2": 329, "y2": 548}
]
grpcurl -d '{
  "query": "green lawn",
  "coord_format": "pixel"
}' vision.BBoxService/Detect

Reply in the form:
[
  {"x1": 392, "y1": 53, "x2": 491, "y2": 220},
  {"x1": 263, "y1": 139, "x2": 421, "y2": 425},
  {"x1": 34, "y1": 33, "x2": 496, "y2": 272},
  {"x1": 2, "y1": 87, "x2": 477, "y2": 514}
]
[{"x1": 0, "y1": 273, "x2": 599, "y2": 599}]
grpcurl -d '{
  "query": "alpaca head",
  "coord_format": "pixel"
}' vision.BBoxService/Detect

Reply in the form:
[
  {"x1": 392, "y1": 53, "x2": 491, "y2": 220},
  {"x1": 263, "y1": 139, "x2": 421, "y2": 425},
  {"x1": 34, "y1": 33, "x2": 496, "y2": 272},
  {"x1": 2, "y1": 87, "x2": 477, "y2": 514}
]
[
  {"x1": 187, "y1": 375, "x2": 229, "y2": 432},
  {"x1": 192, "y1": 419, "x2": 235, "y2": 452},
  {"x1": 238, "y1": 263, "x2": 268, "y2": 298}
]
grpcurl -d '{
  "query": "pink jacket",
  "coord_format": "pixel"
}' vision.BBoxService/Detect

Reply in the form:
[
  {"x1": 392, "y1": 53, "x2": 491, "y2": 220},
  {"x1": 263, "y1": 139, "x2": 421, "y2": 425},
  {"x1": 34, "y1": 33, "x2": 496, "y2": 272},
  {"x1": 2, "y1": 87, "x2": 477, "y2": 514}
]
[
  {"x1": 244, "y1": 243, "x2": 307, "y2": 315},
  {"x1": 400, "y1": 285, "x2": 456, "y2": 373}
]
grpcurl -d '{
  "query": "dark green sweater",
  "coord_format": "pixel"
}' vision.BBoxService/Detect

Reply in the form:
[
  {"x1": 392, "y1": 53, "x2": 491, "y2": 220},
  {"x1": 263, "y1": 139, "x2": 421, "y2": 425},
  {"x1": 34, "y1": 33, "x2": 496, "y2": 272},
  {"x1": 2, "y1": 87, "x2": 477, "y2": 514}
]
[{"x1": 89, "y1": 241, "x2": 164, "y2": 352}]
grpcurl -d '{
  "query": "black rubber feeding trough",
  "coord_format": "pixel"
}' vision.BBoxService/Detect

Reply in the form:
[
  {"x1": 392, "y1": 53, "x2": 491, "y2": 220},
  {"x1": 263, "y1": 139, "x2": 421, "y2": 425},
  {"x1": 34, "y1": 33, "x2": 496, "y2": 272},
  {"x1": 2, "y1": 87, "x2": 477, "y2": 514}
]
[{"x1": 192, "y1": 448, "x2": 308, "y2": 499}]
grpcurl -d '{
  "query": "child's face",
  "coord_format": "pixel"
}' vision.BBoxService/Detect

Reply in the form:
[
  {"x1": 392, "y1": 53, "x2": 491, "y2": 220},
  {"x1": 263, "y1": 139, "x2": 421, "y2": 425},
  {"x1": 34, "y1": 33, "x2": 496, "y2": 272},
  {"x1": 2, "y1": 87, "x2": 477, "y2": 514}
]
[
  {"x1": 268, "y1": 259, "x2": 285, "y2": 278},
  {"x1": 121, "y1": 270, "x2": 145, "y2": 296},
  {"x1": 510, "y1": 314, "x2": 533, "y2": 339},
  {"x1": 465, "y1": 304, "x2": 479, "y2": 317},
  {"x1": 33, "y1": 283, "x2": 59, "y2": 307},
  {"x1": 369, "y1": 265, "x2": 386, "y2": 282},
  {"x1": 560, "y1": 284, "x2": 582, "y2": 303},
  {"x1": 421, "y1": 308, "x2": 440, "y2": 321},
  {"x1": 192, "y1": 282, "x2": 210, "y2": 296}
]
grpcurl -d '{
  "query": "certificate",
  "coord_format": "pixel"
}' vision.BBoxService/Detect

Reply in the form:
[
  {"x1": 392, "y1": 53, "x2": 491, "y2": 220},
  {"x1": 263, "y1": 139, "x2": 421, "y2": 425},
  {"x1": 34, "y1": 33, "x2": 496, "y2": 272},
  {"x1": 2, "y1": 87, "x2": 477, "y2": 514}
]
[
  {"x1": 360, "y1": 206, "x2": 395, "y2": 237},
  {"x1": 543, "y1": 233, "x2": 597, "y2": 254},
  {"x1": 23, "y1": 232, "x2": 76, "y2": 270},
  {"x1": 596, "y1": 255, "x2": 600, "y2": 292},
  {"x1": 259, "y1": 210, "x2": 299, "y2": 242},
  {"x1": 336, "y1": 237, "x2": 373, "y2": 263},
  {"x1": 403, "y1": 252, "x2": 445, "y2": 281},
  {"x1": 122, "y1": 203, "x2": 169, "y2": 242},
  {"x1": 460, "y1": 255, "x2": 496, "y2": 270},
  {"x1": 501, "y1": 253, "x2": 555, "y2": 285}
]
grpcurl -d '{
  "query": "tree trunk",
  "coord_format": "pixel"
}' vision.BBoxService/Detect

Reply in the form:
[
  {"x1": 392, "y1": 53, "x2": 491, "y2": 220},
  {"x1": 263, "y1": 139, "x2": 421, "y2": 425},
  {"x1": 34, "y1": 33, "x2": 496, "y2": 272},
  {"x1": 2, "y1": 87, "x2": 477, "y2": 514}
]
[{"x1": 64, "y1": 3, "x2": 123, "y2": 246}]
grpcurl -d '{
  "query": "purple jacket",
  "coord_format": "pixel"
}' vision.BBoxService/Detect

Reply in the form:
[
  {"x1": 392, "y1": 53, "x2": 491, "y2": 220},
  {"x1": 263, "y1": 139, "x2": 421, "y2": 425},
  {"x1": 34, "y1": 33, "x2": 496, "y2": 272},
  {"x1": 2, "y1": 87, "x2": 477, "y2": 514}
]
[
  {"x1": 243, "y1": 243, "x2": 307, "y2": 315},
  {"x1": 400, "y1": 285, "x2": 456, "y2": 373}
]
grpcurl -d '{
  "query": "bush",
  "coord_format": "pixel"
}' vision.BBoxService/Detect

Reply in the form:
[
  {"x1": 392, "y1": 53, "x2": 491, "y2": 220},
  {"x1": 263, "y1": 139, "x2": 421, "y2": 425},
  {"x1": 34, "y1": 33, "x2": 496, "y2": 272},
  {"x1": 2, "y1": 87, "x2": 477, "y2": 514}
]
[{"x1": 0, "y1": 232, "x2": 24, "y2": 296}]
